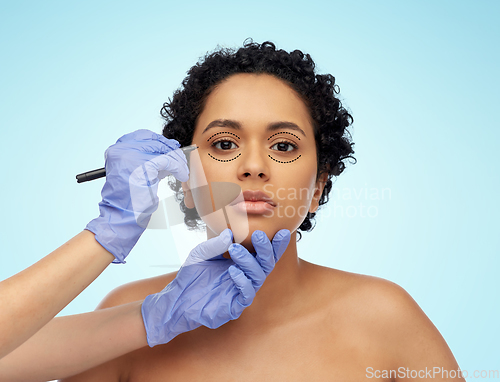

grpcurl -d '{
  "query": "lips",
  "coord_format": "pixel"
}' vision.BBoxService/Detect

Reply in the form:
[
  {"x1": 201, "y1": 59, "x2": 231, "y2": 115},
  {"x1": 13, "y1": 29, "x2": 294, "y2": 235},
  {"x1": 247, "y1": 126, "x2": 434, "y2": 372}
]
[
  {"x1": 230, "y1": 190, "x2": 276, "y2": 207},
  {"x1": 243, "y1": 190, "x2": 276, "y2": 206}
]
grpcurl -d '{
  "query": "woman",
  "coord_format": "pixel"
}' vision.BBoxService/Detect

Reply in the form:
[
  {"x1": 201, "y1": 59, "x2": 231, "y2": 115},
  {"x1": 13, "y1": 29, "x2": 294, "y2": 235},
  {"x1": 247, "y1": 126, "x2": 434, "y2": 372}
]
[{"x1": 62, "y1": 40, "x2": 464, "y2": 381}]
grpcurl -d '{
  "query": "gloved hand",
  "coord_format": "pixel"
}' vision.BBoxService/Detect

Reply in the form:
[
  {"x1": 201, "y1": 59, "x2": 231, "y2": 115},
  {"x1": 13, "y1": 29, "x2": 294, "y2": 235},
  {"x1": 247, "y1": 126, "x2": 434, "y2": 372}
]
[
  {"x1": 141, "y1": 228, "x2": 291, "y2": 347},
  {"x1": 85, "y1": 129, "x2": 189, "y2": 264}
]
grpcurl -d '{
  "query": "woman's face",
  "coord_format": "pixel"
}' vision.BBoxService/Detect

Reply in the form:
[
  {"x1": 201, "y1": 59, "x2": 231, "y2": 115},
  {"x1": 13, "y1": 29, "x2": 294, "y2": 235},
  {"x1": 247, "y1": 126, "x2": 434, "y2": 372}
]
[{"x1": 184, "y1": 73, "x2": 325, "y2": 248}]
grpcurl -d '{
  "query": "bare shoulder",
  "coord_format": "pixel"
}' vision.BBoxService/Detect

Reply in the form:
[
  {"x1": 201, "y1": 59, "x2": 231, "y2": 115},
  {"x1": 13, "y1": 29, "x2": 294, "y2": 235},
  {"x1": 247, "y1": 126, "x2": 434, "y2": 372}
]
[
  {"x1": 324, "y1": 265, "x2": 423, "y2": 318},
  {"x1": 307, "y1": 262, "x2": 462, "y2": 378},
  {"x1": 97, "y1": 271, "x2": 179, "y2": 309},
  {"x1": 306, "y1": 261, "x2": 426, "y2": 328}
]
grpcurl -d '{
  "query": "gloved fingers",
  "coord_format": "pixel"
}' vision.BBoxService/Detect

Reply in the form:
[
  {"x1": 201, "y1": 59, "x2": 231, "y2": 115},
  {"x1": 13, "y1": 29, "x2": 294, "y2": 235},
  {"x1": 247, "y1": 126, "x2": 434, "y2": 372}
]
[
  {"x1": 271, "y1": 229, "x2": 291, "y2": 262},
  {"x1": 250, "y1": 230, "x2": 276, "y2": 276},
  {"x1": 132, "y1": 138, "x2": 179, "y2": 155},
  {"x1": 184, "y1": 229, "x2": 233, "y2": 265},
  {"x1": 154, "y1": 134, "x2": 181, "y2": 150},
  {"x1": 139, "y1": 139, "x2": 180, "y2": 154},
  {"x1": 228, "y1": 243, "x2": 266, "y2": 289},
  {"x1": 116, "y1": 129, "x2": 157, "y2": 143},
  {"x1": 129, "y1": 148, "x2": 189, "y2": 189},
  {"x1": 228, "y1": 265, "x2": 256, "y2": 307},
  {"x1": 155, "y1": 149, "x2": 190, "y2": 182},
  {"x1": 116, "y1": 129, "x2": 180, "y2": 153}
]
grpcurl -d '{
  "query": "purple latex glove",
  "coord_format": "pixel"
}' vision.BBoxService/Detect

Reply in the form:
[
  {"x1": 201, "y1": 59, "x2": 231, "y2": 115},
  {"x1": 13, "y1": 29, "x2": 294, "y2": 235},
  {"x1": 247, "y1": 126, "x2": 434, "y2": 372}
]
[
  {"x1": 141, "y1": 228, "x2": 291, "y2": 347},
  {"x1": 85, "y1": 129, "x2": 189, "y2": 263}
]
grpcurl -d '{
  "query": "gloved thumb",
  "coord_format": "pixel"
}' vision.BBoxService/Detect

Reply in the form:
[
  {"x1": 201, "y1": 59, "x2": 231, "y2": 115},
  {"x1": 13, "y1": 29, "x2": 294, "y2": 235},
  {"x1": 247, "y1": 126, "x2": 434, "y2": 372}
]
[{"x1": 185, "y1": 229, "x2": 234, "y2": 265}]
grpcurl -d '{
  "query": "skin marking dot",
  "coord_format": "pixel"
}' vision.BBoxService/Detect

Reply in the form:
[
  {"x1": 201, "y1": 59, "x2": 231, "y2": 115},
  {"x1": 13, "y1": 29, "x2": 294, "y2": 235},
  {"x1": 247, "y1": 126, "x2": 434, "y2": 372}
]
[
  {"x1": 208, "y1": 153, "x2": 241, "y2": 162},
  {"x1": 268, "y1": 154, "x2": 301, "y2": 164},
  {"x1": 207, "y1": 131, "x2": 240, "y2": 142},
  {"x1": 268, "y1": 132, "x2": 301, "y2": 140}
]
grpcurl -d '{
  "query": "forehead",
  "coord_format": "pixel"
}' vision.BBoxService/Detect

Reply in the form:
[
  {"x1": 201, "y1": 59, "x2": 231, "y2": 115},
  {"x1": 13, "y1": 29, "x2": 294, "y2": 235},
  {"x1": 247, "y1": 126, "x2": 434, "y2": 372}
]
[{"x1": 196, "y1": 73, "x2": 314, "y2": 134}]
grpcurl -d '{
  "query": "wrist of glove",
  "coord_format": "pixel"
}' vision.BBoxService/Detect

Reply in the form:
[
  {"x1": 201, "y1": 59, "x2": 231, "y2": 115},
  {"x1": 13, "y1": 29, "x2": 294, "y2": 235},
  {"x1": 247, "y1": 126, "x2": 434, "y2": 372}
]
[
  {"x1": 141, "y1": 228, "x2": 291, "y2": 347},
  {"x1": 86, "y1": 129, "x2": 189, "y2": 263}
]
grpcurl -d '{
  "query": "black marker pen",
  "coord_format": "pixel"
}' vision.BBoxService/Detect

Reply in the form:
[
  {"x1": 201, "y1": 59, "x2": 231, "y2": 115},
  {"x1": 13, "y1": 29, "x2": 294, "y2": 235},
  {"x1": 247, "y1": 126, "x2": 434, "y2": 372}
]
[{"x1": 76, "y1": 144, "x2": 198, "y2": 183}]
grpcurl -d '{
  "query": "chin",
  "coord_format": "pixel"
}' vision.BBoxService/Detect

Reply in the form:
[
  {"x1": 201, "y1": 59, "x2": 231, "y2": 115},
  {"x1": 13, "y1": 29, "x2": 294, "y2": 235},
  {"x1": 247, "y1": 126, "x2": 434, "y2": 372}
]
[
  {"x1": 234, "y1": 218, "x2": 298, "y2": 251},
  {"x1": 219, "y1": 221, "x2": 297, "y2": 259}
]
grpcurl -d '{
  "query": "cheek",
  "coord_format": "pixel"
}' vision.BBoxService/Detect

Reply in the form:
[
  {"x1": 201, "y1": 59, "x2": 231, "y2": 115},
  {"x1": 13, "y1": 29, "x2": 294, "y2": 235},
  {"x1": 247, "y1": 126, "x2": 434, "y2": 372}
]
[
  {"x1": 199, "y1": 155, "x2": 233, "y2": 180},
  {"x1": 267, "y1": 163, "x2": 318, "y2": 228},
  {"x1": 274, "y1": 160, "x2": 317, "y2": 200},
  {"x1": 188, "y1": 151, "x2": 233, "y2": 190}
]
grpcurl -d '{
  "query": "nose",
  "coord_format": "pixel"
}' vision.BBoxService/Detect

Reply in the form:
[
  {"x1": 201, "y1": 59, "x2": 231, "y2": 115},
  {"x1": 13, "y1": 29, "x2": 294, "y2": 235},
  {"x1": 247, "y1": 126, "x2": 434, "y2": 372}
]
[{"x1": 237, "y1": 143, "x2": 270, "y2": 181}]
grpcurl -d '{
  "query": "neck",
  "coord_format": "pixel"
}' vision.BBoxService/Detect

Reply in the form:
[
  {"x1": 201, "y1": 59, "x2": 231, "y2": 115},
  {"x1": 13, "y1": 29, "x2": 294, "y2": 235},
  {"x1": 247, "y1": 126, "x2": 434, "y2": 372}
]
[{"x1": 206, "y1": 227, "x2": 306, "y2": 327}]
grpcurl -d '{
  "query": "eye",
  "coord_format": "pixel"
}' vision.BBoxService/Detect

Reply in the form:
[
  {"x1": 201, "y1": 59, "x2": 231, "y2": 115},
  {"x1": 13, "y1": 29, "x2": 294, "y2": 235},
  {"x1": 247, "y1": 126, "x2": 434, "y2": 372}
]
[
  {"x1": 271, "y1": 140, "x2": 298, "y2": 152},
  {"x1": 212, "y1": 139, "x2": 238, "y2": 150}
]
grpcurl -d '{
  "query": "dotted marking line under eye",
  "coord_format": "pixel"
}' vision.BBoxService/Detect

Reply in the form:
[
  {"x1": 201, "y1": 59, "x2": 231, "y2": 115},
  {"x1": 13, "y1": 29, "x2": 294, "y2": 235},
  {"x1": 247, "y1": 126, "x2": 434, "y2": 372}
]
[
  {"x1": 268, "y1": 154, "x2": 301, "y2": 163},
  {"x1": 207, "y1": 131, "x2": 241, "y2": 141},
  {"x1": 268, "y1": 132, "x2": 301, "y2": 140},
  {"x1": 208, "y1": 153, "x2": 241, "y2": 162}
]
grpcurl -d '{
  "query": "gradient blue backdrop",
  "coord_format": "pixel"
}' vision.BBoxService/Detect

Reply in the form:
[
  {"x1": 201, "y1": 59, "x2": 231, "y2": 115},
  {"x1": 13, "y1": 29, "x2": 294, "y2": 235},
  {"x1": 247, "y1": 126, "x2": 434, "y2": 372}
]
[{"x1": 1, "y1": 0, "x2": 498, "y2": 375}]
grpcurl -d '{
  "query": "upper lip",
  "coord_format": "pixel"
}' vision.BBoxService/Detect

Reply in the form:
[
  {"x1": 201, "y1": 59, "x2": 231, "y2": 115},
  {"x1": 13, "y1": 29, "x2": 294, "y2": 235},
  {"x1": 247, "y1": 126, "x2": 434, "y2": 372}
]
[{"x1": 230, "y1": 190, "x2": 277, "y2": 207}]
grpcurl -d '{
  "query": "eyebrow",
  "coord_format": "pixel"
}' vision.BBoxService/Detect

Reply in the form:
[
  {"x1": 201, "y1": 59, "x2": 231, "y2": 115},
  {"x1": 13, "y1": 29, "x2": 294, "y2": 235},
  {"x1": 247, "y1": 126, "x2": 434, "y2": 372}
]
[{"x1": 202, "y1": 119, "x2": 307, "y2": 137}]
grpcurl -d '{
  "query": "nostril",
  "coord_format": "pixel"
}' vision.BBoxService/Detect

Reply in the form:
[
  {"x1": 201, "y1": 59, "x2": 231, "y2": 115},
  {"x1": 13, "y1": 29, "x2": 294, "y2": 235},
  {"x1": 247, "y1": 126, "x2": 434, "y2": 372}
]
[{"x1": 242, "y1": 172, "x2": 266, "y2": 178}]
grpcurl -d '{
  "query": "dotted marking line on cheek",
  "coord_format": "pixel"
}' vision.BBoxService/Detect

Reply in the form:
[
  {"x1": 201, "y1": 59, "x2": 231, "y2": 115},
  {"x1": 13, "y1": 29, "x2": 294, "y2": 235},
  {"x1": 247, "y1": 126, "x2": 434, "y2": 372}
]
[
  {"x1": 208, "y1": 153, "x2": 242, "y2": 162},
  {"x1": 207, "y1": 131, "x2": 241, "y2": 142},
  {"x1": 268, "y1": 132, "x2": 301, "y2": 140},
  {"x1": 268, "y1": 154, "x2": 301, "y2": 164}
]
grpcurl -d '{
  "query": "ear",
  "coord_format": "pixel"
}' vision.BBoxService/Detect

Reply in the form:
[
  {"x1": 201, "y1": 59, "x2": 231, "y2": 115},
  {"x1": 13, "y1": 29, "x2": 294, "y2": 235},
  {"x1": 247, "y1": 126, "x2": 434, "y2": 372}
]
[
  {"x1": 309, "y1": 172, "x2": 328, "y2": 214},
  {"x1": 181, "y1": 181, "x2": 195, "y2": 209}
]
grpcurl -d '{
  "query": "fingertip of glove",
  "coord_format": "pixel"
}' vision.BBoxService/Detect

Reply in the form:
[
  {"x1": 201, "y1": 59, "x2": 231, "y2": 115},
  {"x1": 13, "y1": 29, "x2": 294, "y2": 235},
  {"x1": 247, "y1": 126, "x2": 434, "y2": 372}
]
[
  {"x1": 276, "y1": 229, "x2": 291, "y2": 242},
  {"x1": 251, "y1": 230, "x2": 266, "y2": 243},
  {"x1": 178, "y1": 170, "x2": 190, "y2": 183},
  {"x1": 282, "y1": 228, "x2": 291, "y2": 235},
  {"x1": 228, "y1": 243, "x2": 244, "y2": 258},
  {"x1": 154, "y1": 133, "x2": 181, "y2": 151},
  {"x1": 221, "y1": 228, "x2": 233, "y2": 244},
  {"x1": 169, "y1": 138, "x2": 181, "y2": 149}
]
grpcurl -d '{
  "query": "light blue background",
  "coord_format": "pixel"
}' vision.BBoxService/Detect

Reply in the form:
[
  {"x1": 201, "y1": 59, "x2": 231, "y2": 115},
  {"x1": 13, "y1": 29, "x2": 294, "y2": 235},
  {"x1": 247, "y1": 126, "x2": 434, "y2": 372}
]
[{"x1": 1, "y1": 0, "x2": 498, "y2": 375}]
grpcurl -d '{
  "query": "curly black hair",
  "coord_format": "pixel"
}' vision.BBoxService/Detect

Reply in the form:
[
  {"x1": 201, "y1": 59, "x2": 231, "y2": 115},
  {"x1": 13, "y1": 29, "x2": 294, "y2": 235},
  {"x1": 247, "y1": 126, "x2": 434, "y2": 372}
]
[{"x1": 161, "y1": 38, "x2": 356, "y2": 240}]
